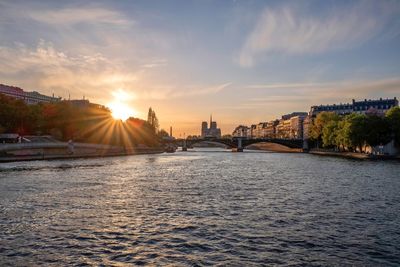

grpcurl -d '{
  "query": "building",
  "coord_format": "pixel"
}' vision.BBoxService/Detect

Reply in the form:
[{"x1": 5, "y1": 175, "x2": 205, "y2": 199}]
[
  {"x1": 253, "y1": 122, "x2": 266, "y2": 138},
  {"x1": 289, "y1": 115, "x2": 306, "y2": 139},
  {"x1": 275, "y1": 113, "x2": 307, "y2": 139},
  {"x1": 69, "y1": 99, "x2": 90, "y2": 107},
  {"x1": 302, "y1": 116, "x2": 312, "y2": 140},
  {"x1": 0, "y1": 84, "x2": 61, "y2": 104},
  {"x1": 281, "y1": 112, "x2": 308, "y2": 120},
  {"x1": 276, "y1": 119, "x2": 291, "y2": 139},
  {"x1": 309, "y1": 97, "x2": 398, "y2": 117},
  {"x1": 265, "y1": 120, "x2": 279, "y2": 138},
  {"x1": 201, "y1": 121, "x2": 208, "y2": 137},
  {"x1": 201, "y1": 115, "x2": 221, "y2": 138},
  {"x1": 250, "y1": 124, "x2": 257, "y2": 139},
  {"x1": 353, "y1": 98, "x2": 398, "y2": 114}
]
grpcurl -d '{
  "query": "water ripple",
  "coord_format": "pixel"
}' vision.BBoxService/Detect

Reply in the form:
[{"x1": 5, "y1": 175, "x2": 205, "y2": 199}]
[{"x1": 1, "y1": 150, "x2": 400, "y2": 265}]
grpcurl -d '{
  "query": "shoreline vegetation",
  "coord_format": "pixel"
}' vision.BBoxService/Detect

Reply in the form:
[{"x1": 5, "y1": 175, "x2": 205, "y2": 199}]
[
  {"x1": 0, "y1": 94, "x2": 173, "y2": 162},
  {"x1": 0, "y1": 94, "x2": 165, "y2": 148},
  {"x1": 308, "y1": 108, "x2": 400, "y2": 155}
]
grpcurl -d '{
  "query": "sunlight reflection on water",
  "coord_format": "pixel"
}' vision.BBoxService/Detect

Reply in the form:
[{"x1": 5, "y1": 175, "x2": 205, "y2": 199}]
[{"x1": 1, "y1": 149, "x2": 399, "y2": 265}]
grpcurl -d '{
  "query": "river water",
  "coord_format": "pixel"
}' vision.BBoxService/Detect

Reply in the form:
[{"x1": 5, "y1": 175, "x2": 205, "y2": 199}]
[{"x1": 0, "y1": 148, "x2": 399, "y2": 266}]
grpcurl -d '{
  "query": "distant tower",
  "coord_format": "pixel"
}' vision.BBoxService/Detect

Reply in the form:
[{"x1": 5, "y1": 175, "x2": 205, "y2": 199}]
[
  {"x1": 201, "y1": 121, "x2": 208, "y2": 137},
  {"x1": 170, "y1": 126, "x2": 172, "y2": 137},
  {"x1": 210, "y1": 114, "x2": 212, "y2": 127}
]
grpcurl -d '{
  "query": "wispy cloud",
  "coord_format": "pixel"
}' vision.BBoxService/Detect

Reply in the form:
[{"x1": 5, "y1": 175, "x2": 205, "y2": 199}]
[
  {"x1": 134, "y1": 82, "x2": 231, "y2": 100},
  {"x1": 245, "y1": 78, "x2": 400, "y2": 106},
  {"x1": 29, "y1": 6, "x2": 132, "y2": 26},
  {"x1": 0, "y1": 40, "x2": 140, "y2": 101},
  {"x1": 0, "y1": 39, "x2": 230, "y2": 103},
  {"x1": 239, "y1": 1, "x2": 400, "y2": 67},
  {"x1": 142, "y1": 59, "x2": 168, "y2": 69}
]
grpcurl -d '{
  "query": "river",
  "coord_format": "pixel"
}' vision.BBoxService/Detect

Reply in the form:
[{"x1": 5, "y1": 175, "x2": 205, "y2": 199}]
[{"x1": 0, "y1": 148, "x2": 399, "y2": 266}]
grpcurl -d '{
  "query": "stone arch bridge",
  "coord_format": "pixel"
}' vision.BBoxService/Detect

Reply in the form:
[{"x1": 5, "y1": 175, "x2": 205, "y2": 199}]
[{"x1": 173, "y1": 137, "x2": 304, "y2": 151}]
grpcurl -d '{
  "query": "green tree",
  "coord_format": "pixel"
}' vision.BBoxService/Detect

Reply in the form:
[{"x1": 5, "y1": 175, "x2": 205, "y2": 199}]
[
  {"x1": 365, "y1": 115, "x2": 391, "y2": 149},
  {"x1": 322, "y1": 120, "x2": 339, "y2": 148},
  {"x1": 347, "y1": 113, "x2": 368, "y2": 152},
  {"x1": 310, "y1": 112, "x2": 339, "y2": 147},
  {"x1": 386, "y1": 106, "x2": 400, "y2": 146},
  {"x1": 335, "y1": 119, "x2": 351, "y2": 151}
]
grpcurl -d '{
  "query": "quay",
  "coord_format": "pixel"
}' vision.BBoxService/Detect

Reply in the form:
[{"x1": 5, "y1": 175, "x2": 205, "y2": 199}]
[
  {"x1": 0, "y1": 142, "x2": 164, "y2": 163},
  {"x1": 309, "y1": 149, "x2": 399, "y2": 160}
]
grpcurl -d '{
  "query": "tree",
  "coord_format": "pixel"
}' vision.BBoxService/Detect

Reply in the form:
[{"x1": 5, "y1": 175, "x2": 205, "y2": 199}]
[
  {"x1": 157, "y1": 129, "x2": 169, "y2": 138},
  {"x1": 147, "y1": 107, "x2": 153, "y2": 124},
  {"x1": 152, "y1": 110, "x2": 159, "y2": 133},
  {"x1": 335, "y1": 119, "x2": 351, "y2": 151},
  {"x1": 386, "y1": 106, "x2": 400, "y2": 146},
  {"x1": 347, "y1": 113, "x2": 368, "y2": 152},
  {"x1": 322, "y1": 120, "x2": 339, "y2": 148},
  {"x1": 147, "y1": 107, "x2": 159, "y2": 133},
  {"x1": 365, "y1": 115, "x2": 391, "y2": 149},
  {"x1": 310, "y1": 112, "x2": 339, "y2": 147}
]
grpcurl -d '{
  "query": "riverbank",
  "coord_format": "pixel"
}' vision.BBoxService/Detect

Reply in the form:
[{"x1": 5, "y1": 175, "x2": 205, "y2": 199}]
[
  {"x1": 309, "y1": 149, "x2": 399, "y2": 160},
  {"x1": 247, "y1": 144, "x2": 399, "y2": 160},
  {"x1": 0, "y1": 142, "x2": 164, "y2": 163},
  {"x1": 246, "y1": 143, "x2": 303, "y2": 153}
]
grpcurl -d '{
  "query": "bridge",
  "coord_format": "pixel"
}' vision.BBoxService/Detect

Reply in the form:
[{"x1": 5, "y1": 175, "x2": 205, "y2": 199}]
[{"x1": 172, "y1": 137, "x2": 305, "y2": 152}]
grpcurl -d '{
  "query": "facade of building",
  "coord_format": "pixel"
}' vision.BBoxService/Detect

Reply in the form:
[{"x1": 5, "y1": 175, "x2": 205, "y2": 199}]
[
  {"x1": 0, "y1": 84, "x2": 61, "y2": 104},
  {"x1": 275, "y1": 113, "x2": 307, "y2": 139},
  {"x1": 289, "y1": 115, "x2": 306, "y2": 139},
  {"x1": 254, "y1": 122, "x2": 267, "y2": 138},
  {"x1": 281, "y1": 112, "x2": 308, "y2": 120},
  {"x1": 302, "y1": 116, "x2": 312, "y2": 140},
  {"x1": 250, "y1": 124, "x2": 257, "y2": 139},
  {"x1": 201, "y1": 115, "x2": 221, "y2": 138},
  {"x1": 264, "y1": 120, "x2": 279, "y2": 138},
  {"x1": 309, "y1": 97, "x2": 398, "y2": 117},
  {"x1": 276, "y1": 119, "x2": 291, "y2": 139}
]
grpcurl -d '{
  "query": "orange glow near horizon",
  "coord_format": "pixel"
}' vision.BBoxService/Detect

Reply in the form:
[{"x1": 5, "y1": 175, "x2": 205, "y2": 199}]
[{"x1": 108, "y1": 89, "x2": 136, "y2": 121}]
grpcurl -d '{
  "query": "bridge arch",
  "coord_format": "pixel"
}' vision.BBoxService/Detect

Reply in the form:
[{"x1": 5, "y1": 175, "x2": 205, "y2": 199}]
[
  {"x1": 184, "y1": 138, "x2": 236, "y2": 148},
  {"x1": 175, "y1": 138, "x2": 303, "y2": 150}
]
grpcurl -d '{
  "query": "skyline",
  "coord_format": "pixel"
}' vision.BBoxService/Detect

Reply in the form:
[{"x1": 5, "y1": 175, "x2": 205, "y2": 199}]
[{"x1": 1, "y1": 0, "x2": 400, "y2": 135}]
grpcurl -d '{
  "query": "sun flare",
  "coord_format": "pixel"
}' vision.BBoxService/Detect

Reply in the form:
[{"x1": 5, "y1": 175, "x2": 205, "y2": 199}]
[{"x1": 108, "y1": 90, "x2": 136, "y2": 121}]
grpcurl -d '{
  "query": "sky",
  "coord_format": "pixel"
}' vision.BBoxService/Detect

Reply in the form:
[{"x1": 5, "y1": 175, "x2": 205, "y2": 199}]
[{"x1": 0, "y1": 0, "x2": 400, "y2": 136}]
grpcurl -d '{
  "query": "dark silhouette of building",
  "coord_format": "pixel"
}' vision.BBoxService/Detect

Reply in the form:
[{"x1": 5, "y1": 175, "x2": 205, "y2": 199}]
[
  {"x1": 0, "y1": 84, "x2": 61, "y2": 104},
  {"x1": 309, "y1": 97, "x2": 398, "y2": 117},
  {"x1": 201, "y1": 115, "x2": 221, "y2": 138}
]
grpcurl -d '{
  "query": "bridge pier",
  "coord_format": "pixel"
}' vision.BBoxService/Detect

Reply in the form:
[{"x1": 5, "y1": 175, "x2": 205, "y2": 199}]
[
  {"x1": 182, "y1": 139, "x2": 187, "y2": 151},
  {"x1": 232, "y1": 138, "x2": 243, "y2": 152},
  {"x1": 302, "y1": 139, "x2": 309, "y2": 152}
]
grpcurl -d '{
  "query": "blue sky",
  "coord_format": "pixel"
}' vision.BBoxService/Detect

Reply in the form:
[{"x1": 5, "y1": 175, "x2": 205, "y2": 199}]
[{"x1": 0, "y1": 0, "x2": 399, "y2": 135}]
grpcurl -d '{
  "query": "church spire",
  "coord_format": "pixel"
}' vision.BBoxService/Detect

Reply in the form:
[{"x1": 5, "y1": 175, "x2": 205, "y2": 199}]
[{"x1": 210, "y1": 114, "x2": 212, "y2": 126}]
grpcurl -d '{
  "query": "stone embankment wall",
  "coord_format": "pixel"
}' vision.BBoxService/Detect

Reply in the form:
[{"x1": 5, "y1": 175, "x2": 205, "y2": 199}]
[{"x1": 0, "y1": 142, "x2": 163, "y2": 162}]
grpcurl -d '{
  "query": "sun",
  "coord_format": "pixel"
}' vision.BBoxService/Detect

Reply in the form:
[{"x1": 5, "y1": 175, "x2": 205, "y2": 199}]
[{"x1": 108, "y1": 90, "x2": 136, "y2": 121}]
